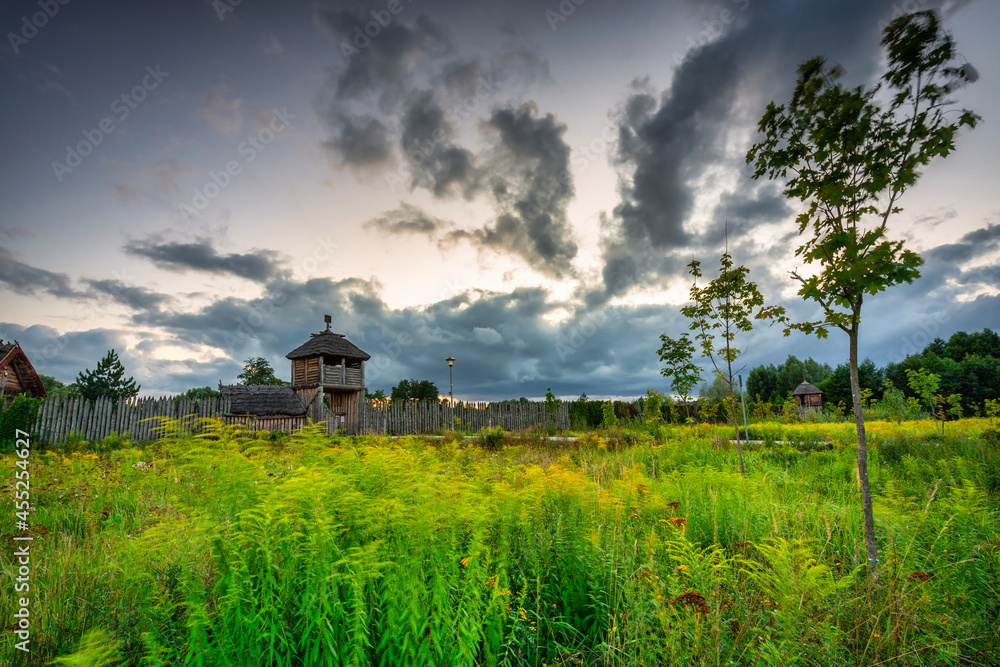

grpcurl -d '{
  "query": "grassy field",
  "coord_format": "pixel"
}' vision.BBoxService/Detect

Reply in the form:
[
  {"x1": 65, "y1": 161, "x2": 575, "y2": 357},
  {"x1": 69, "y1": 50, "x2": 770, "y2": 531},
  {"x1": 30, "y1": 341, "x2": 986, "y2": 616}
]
[{"x1": 2, "y1": 418, "x2": 998, "y2": 666}]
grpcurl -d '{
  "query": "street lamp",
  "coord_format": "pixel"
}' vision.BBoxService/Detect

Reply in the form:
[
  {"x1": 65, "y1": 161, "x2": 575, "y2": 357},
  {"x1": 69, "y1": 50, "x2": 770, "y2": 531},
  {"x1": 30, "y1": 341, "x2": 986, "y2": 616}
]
[{"x1": 446, "y1": 357, "x2": 455, "y2": 430}]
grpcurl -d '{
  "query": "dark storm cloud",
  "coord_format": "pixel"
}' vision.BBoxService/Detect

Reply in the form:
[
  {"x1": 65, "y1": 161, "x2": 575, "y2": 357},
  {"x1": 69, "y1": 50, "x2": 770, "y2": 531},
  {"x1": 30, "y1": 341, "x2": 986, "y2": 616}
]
[
  {"x1": 85, "y1": 279, "x2": 173, "y2": 311},
  {"x1": 322, "y1": 112, "x2": 394, "y2": 168},
  {"x1": 398, "y1": 90, "x2": 480, "y2": 196},
  {"x1": 314, "y1": 10, "x2": 450, "y2": 101},
  {"x1": 445, "y1": 103, "x2": 577, "y2": 278},
  {"x1": 600, "y1": 0, "x2": 902, "y2": 300},
  {"x1": 312, "y1": 3, "x2": 573, "y2": 279},
  {"x1": 438, "y1": 58, "x2": 487, "y2": 97},
  {"x1": 314, "y1": 9, "x2": 450, "y2": 169},
  {"x1": 0, "y1": 320, "x2": 239, "y2": 394},
  {"x1": 959, "y1": 223, "x2": 1000, "y2": 247},
  {"x1": 0, "y1": 247, "x2": 84, "y2": 299},
  {"x1": 0, "y1": 322, "x2": 132, "y2": 380},
  {"x1": 313, "y1": 5, "x2": 548, "y2": 190},
  {"x1": 713, "y1": 184, "x2": 793, "y2": 227},
  {"x1": 15, "y1": 236, "x2": 994, "y2": 399},
  {"x1": 124, "y1": 238, "x2": 283, "y2": 282},
  {"x1": 925, "y1": 223, "x2": 1000, "y2": 264},
  {"x1": 365, "y1": 203, "x2": 451, "y2": 237}
]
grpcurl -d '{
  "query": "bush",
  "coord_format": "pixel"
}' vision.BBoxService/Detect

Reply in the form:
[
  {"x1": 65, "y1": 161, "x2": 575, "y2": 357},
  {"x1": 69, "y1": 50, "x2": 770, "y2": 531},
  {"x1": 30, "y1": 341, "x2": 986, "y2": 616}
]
[
  {"x1": 478, "y1": 425, "x2": 505, "y2": 452},
  {"x1": 0, "y1": 394, "x2": 42, "y2": 452}
]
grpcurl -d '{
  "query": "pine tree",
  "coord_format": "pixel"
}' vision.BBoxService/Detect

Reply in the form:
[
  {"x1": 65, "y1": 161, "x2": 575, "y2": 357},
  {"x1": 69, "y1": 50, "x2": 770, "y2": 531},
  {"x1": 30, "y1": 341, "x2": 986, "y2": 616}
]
[{"x1": 75, "y1": 349, "x2": 140, "y2": 403}]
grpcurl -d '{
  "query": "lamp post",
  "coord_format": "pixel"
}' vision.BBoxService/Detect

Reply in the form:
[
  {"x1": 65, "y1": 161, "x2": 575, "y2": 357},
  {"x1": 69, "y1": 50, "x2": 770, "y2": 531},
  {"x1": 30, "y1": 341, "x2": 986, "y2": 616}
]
[{"x1": 446, "y1": 357, "x2": 455, "y2": 431}]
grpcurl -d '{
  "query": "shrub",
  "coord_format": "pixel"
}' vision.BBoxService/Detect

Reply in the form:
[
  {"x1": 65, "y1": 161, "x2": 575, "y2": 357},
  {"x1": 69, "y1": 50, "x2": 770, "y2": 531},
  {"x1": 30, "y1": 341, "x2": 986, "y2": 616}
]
[
  {"x1": 0, "y1": 394, "x2": 42, "y2": 451},
  {"x1": 478, "y1": 425, "x2": 505, "y2": 452}
]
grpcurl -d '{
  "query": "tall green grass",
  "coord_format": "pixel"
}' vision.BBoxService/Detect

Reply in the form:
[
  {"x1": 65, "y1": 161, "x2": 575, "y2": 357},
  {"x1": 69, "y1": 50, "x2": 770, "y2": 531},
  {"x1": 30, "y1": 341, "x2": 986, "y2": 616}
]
[{"x1": 1, "y1": 418, "x2": 997, "y2": 665}]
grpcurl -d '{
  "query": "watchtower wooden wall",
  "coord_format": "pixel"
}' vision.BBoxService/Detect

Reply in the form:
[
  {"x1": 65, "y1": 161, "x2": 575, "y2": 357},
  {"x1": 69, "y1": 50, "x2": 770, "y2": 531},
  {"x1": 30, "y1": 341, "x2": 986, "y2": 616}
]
[{"x1": 292, "y1": 357, "x2": 322, "y2": 386}]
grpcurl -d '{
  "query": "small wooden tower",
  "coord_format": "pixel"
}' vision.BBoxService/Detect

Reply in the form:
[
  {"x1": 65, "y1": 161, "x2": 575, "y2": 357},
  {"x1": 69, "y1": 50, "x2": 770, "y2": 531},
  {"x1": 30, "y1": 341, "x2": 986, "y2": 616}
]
[
  {"x1": 792, "y1": 381, "x2": 823, "y2": 418},
  {"x1": 286, "y1": 316, "x2": 370, "y2": 432}
]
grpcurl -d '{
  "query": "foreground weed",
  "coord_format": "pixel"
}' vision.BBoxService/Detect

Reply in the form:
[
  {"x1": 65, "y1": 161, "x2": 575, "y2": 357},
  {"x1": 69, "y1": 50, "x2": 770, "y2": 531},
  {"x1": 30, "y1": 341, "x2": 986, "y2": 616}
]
[{"x1": 3, "y1": 418, "x2": 997, "y2": 665}]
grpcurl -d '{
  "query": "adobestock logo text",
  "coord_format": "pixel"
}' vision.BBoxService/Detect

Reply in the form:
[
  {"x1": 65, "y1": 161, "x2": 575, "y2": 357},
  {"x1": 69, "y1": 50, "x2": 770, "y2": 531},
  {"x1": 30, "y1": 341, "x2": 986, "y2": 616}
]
[{"x1": 7, "y1": 0, "x2": 72, "y2": 55}]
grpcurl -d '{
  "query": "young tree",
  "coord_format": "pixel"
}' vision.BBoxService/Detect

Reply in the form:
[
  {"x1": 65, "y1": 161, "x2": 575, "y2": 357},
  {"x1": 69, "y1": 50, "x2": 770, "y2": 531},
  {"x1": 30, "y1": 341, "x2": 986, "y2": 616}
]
[
  {"x1": 747, "y1": 10, "x2": 979, "y2": 577},
  {"x1": 906, "y1": 368, "x2": 941, "y2": 421},
  {"x1": 656, "y1": 332, "x2": 701, "y2": 420},
  {"x1": 75, "y1": 349, "x2": 140, "y2": 403},
  {"x1": 641, "y1": 388, "x2": 667, "y2": 425},
  {"x1": 238, "y1": 357, "x2": 285, "y2": 385},
  {"x1": 682, "y1": 243, "x2": 786, "y2": 474}
]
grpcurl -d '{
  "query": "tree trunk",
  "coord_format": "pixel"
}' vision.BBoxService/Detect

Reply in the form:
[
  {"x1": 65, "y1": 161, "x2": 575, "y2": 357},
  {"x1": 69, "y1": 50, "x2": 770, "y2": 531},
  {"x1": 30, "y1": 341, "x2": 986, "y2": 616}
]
[
  {"x1": 728, "y1": 357, "x2": 745, "y2": 475},
  {"x1": 850, "y1": 325, "x2": 879, "y2": 580}
]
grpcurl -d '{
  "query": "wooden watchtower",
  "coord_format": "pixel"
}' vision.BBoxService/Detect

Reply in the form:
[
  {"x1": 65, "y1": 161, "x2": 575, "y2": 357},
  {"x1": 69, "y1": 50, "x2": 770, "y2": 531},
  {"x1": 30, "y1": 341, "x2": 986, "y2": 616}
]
[
  {"x1": 286, "y1": 317, "x2": 370, "y2": 432},
  {"x1": 792, "y1": 381, "x2": 823, "y2": 418}
]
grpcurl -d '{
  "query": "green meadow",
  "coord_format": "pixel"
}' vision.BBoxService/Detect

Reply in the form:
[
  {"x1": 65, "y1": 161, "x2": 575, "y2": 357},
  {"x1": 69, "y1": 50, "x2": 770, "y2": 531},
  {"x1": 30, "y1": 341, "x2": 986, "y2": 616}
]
[{"x1": 2, "y1": 418, "x2": 998, "y2": 666}]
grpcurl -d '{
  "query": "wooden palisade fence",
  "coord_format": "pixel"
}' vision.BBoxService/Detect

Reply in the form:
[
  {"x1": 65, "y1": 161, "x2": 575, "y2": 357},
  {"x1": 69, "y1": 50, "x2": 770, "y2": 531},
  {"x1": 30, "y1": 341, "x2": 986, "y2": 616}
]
[
  {"x1": 30, "y1": 396, "x2": 570, "y2": 445},
  {"x1": 361, "y1": 400, "x2": 570, "y2": 435},
  {"x1": 33, "y1": 396, "x2": 230, "y2": 446}
]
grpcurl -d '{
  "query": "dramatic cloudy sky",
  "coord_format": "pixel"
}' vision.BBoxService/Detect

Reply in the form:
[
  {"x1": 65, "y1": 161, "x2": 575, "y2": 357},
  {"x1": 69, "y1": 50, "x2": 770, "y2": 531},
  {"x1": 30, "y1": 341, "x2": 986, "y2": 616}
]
[{"x1": 1, "y1": 0, "x2": 997, "y2": 399}]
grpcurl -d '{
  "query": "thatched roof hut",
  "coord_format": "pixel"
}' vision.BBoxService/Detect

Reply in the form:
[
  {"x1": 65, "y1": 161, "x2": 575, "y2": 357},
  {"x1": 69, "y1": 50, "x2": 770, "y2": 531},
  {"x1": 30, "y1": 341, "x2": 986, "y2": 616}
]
[
  {"x1": 219, "y1": 384, "x2": 305, "y2": 416},
  {"x1": 0, "y1": 341, "x2": 47, "y2": 399},
  {"x1": 792, "y1": 381, "x2": 823, "y2": 410}
]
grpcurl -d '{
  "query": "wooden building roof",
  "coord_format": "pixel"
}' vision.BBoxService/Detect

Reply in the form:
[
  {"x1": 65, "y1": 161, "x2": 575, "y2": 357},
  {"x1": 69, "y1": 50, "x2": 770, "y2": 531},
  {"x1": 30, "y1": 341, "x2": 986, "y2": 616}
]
[
  {"x1": 286, "y1": 330, "x2": 371, "y2": 361},
  {"x1": 792, "y1": 381, "x2": 823, "y2": 396},
  {"x1": 0, "y1": 341, "x2": 47, "y2": 398},
  {"x1": 219, "y1": 384, "x2": 305, "y2": 416}
]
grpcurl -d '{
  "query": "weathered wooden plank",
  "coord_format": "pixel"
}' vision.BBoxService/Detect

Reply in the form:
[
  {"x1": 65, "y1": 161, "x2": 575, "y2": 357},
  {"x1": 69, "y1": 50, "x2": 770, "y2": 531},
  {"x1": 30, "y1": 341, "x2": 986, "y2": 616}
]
[
  {"x1": 94, "y1": 399, "x2": 105, "y2": 442},
  {"x1": 55, "y1": 397, "x2": 67, "y2": 445},
  {"x1": 103, "y1": 398, "x2": 114, "y2": 441},
  {"x1": 64, "y1": 396, "x2": 75, "y2": 444},
  {"x1": 36, "y1": 398, "x2": 49, "y2": 443}
]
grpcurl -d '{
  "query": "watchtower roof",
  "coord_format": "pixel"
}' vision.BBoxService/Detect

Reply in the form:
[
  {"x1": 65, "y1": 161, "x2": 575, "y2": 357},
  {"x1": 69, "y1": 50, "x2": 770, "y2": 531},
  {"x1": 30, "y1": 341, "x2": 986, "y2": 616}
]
[
  {"x1": 286, "y1": 329, "x2": 370, "y2": 361},
  {"x1": 792, "y1": 381, "x2": 823, "y2": 396}
]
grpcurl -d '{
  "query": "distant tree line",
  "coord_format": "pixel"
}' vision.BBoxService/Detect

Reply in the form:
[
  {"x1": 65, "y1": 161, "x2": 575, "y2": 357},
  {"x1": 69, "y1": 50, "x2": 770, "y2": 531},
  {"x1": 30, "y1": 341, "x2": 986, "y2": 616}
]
[
  {"x1": 739, "y1": 329, "x2": 1000, "y2": 415},
  {"x1": 746, "y1": 356, "x2": 834, "y2": 404}
]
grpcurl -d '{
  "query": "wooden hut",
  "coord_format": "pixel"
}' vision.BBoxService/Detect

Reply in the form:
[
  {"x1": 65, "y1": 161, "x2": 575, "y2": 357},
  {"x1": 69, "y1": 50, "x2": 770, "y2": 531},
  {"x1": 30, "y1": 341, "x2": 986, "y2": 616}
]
[
  {"x1": 287, "y1": 317, "x2": 370, "y2": 433},
  {"x1": 218, "y1": 384, "x2": 307, "y2": 431},
  {"x1": 0, "y1": 341, "x2": 47, "y2": 404},
  {"x1": 792, "y1": 381, "x2": 823, "y2": 417}
]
